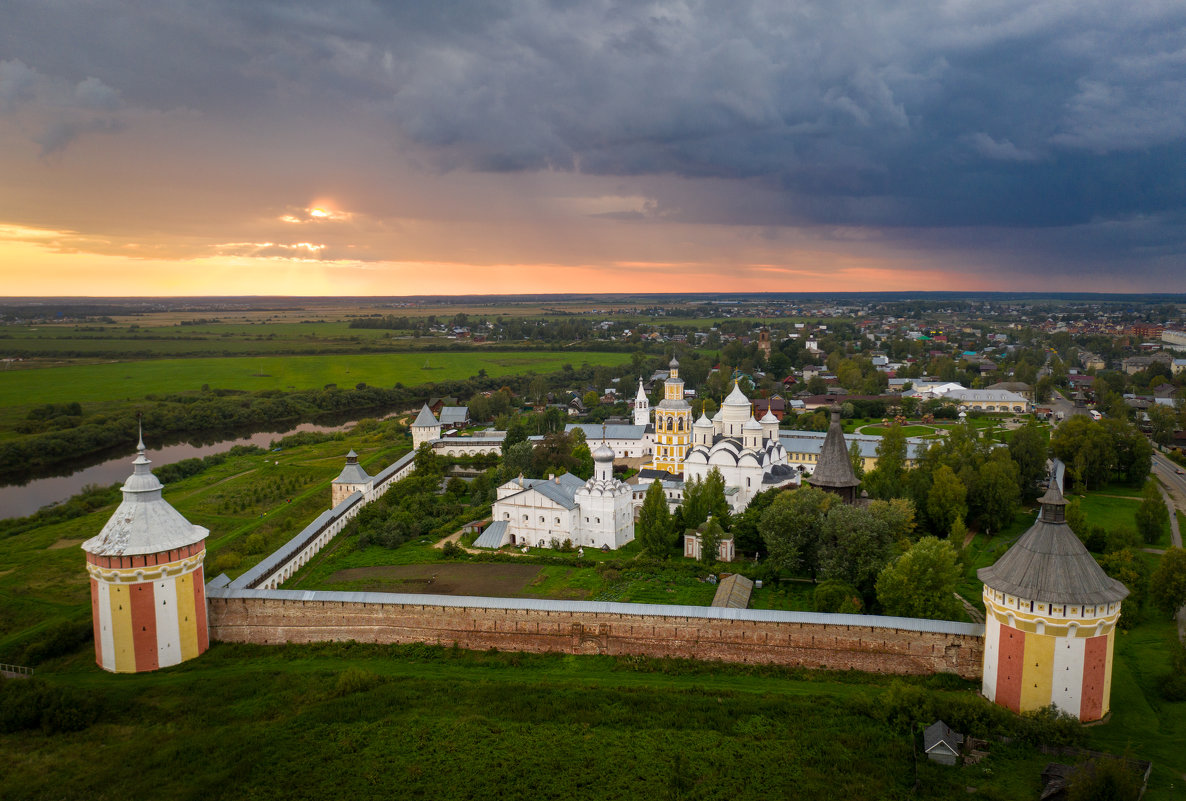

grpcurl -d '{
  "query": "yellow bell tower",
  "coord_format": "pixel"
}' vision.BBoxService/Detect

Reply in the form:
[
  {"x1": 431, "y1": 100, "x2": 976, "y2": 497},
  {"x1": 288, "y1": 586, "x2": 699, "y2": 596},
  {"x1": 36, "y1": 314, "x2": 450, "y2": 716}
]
[{"x1": 651, "y1": 357, "x2": 692, "y2": 474}]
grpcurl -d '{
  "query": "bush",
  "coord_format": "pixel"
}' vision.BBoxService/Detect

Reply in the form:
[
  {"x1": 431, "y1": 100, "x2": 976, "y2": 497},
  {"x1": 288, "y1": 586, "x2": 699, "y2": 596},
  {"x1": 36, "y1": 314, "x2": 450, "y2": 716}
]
[
  {"x1": 1067, "y1": 756, "x2": 1142, "y2": 801},
  {"x1": 1104, "y1": 526, "x2": 1141, "y2": 554},
  {"x1": 0, "y1": 679, "x2": 103, "y2": 734},
  {"x1": 1079, "y1": 525, "x2": 1108, "y2": 554},
  {"x1": 813, "y1": 580, "x2": 863, "y2": 614},
  {"x1": 441, "y1": 541, "x2": 466, "y2": 559},
  {"x1": 20, "y1": 619, "x2": 93, "y2": 665},
  {"x1": 209, "y1": 551, "x2": 242, "y2": 574},
  {"x1": 880, "y1": 680, "x2": 933, "y2": 732},
  {"x1": 333, "y1": 667, "x2": 385, "y2": 697},
  {"x1": 1159, "y1": 641, "x2": 1186, "y2": 702}
]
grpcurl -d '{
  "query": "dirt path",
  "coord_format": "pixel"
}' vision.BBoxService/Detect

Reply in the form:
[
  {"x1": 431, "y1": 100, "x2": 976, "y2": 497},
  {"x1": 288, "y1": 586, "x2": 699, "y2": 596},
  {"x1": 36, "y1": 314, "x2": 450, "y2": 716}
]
[
  {"x1": 432, "y1": 528, "x2": 486, "y2": 555},
  {"x1": 955, "y1": 593, "x2": 985, "y2": 625}
]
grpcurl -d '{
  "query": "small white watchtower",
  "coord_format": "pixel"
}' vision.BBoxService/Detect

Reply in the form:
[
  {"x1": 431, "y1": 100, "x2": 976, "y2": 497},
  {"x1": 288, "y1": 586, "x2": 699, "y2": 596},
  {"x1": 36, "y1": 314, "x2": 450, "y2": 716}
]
[{"x1": 411, "y1": 404, "x2": 441, "y2": 449}]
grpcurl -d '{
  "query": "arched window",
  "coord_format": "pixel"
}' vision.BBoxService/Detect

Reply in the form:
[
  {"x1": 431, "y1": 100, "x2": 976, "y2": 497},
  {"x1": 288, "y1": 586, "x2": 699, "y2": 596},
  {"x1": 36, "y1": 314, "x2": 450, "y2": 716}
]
[{"x1": 676, "y1": 418, "x2": 684, "y2": 431}]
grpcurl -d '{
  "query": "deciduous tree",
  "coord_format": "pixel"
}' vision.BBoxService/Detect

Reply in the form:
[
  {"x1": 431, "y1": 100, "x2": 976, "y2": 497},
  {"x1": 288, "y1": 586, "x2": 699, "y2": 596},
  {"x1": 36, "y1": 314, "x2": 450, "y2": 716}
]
[
  {"x1": 758, "y1": 485, "x2": 835, "y2": 578},
  {"x1": 1135, "y1": 483, "x2": 1169, "y2": 545},
  {"x1": 1150, "y1": 546, "x2": 1186, "y2": 618},
  {"x1": 875, "y1": 536, "x2": 962, "y2": 620},
  {"x1": 818, "y1": 503, "x2": 897, "y2": 595},
  {"x1": 1007, "y1": 422, "x2": 1048, "y2": 500},
  {"x1": 863, "y1": 424, "x2": 907, "y2": 500},
  {"x1": 699, "y1": 517, "x2": 724, "y2": 565},
  {"x1": 637, "y1": 480, "x2": 673, "y2": 558},
  {"x1": 969, "y1": 456, "x2": 1020, "y2": 536},
  {"x1": 926, "y1": 465, "x2": 967, "y2": 537}
]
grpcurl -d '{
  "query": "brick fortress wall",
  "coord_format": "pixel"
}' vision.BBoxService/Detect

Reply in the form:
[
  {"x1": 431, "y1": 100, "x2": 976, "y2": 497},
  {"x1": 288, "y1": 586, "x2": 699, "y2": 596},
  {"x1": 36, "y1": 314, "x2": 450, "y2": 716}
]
[{"x1": 207, "y1": 590, "x2": 985, "y2": 680}]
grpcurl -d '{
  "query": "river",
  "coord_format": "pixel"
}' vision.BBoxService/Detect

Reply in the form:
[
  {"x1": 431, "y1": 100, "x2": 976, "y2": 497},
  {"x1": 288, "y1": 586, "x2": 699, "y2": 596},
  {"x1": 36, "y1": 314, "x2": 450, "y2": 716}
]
[{"x1": 0, "y1": 415, "x2": 386, "y2": 520}]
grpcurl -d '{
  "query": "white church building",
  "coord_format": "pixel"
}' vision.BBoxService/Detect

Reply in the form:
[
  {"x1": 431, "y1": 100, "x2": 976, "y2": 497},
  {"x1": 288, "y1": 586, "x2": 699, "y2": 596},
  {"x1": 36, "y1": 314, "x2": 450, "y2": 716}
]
[{"x1": 479, "y1": 440, "x2": 634, "y2": 550}]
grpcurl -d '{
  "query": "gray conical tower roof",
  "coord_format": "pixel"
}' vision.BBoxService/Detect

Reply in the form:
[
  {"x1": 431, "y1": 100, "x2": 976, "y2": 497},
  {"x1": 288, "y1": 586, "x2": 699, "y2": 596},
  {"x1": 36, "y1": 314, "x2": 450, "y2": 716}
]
[
  {"x1": 808, "y1": 408, "x2": 860, "y2": 489},
  {"x1": 978, "y1": 482, "x2": 1128, "y2": 605},
  {"x1": 412, "y1": 404, "x2": 438, "y2": 427}
]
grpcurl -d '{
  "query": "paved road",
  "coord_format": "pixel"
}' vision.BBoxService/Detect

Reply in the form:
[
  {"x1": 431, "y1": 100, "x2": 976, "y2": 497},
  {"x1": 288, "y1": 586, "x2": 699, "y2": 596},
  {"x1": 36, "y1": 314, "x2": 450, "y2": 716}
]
[
  {"x1": 1048, "y1": 390, "x2": 1088, "y2": 420},
  {"x1": 1152, "y1": 451, "x2": 1186, "y2": 549},
  {"x1": 1151, "y1": 450, "x2": 1186, "y2": 642}
]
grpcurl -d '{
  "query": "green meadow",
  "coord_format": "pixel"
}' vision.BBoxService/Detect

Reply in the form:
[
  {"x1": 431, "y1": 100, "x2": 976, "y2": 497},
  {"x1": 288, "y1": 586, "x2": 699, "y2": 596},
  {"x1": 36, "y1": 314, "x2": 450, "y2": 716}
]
[{"x1": 0, "y1": 351, "x2": 633, "y2": 408}]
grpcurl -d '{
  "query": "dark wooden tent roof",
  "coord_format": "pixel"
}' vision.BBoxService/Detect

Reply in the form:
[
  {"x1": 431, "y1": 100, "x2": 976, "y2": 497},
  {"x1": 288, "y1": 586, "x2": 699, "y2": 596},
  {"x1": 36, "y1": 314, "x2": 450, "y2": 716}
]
[
  {"x1": 978, "y1": 482, "x2": 1129, "y2": 605},
  {"x1": 807, "y1": 407, "x2": 861, "y2": 490}
]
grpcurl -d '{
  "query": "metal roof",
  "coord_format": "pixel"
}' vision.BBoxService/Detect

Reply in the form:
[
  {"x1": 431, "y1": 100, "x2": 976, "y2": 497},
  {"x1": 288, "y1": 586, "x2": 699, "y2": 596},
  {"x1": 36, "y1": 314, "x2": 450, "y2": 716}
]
[
  {"x1": 411, "y1": 404, "x2": 438, "y2": 427},
  {"x1": 944, "y1": 389, "x2": 1028, "y2": 403},
  {"x1": 372, "y1": 451, "x2": 416, "y2": 486},
  {"x1": 228, "y1": 491, "x2": 364, "y2": 589},
  {"x1": 923, "y1": 721, "x2": 964, "y2": 754},
  {"x1": 204, "y1": 585, "x2": 984, "y2": 635},
  {"x1": 82, "y1": 446, "x2": 208, "y2": 557},
  {"x1": 779, "y1": 430, "x2": 923, "y2": 460},
  {"x1": 473, "y1": 520, "x2": 509, "y2": 549},
  {"x1": 333, "y1": 451, "x2": 372, "y2": 485},
  {"x1": 438, "y1": 406, "x2": 469, "y2": 425},
  {"x1": 565, "y1": 423, "x2": 647, "y2": 440},
  {"x1": 501, "y1": 473, "x2": 585, "y2": 509}
]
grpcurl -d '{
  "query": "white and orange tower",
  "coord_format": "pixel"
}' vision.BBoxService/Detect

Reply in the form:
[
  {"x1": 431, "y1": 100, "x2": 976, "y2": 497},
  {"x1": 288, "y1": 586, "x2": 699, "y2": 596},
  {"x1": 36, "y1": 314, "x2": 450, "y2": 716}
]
[
  {"x1": 978, "y1": 483, "x2": 1128, "y2": 721},
  {"x1": 81, "y1": 433, "x2": 210, "y2": 673},
  {"x1": 650, "y1": 357, "x2": 691, "y2": 475}
]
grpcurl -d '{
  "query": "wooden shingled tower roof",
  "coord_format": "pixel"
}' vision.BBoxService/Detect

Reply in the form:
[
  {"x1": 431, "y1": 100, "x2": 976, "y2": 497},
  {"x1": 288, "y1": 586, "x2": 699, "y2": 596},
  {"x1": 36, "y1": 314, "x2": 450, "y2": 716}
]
[
  {"x1": 977, "y1": 482, "x2": 1129, "y2": 606},
  {"x1": 807, "y1": 407, "x2": 861, "y2": 490}
]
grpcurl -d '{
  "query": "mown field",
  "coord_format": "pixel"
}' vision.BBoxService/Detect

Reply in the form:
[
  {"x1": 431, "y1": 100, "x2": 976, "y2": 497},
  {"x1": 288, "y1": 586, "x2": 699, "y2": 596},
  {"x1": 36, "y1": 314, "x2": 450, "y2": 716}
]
[{"x1": 0, "y1": 351, "x2": 633, "y2": 409}]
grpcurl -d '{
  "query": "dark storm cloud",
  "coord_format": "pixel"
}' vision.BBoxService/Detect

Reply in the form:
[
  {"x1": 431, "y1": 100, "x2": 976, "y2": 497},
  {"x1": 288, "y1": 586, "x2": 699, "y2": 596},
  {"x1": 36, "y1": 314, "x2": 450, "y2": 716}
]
[{"x1": 1, "y1": 0, "x2": 1184, "y2": 282}]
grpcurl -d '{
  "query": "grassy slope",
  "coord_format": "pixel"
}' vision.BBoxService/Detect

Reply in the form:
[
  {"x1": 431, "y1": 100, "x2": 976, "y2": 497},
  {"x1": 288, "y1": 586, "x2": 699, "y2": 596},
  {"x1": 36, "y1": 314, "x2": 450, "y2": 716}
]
[
  {"x1": 0, "y1": 424, "x2": 410, "y2": 659},
  {"x1": 0, "y1": 350, "x2": 632, "y2": 408},
  {"x1": 0, "y1": 644, "x2": 1061, "y2": 801}
]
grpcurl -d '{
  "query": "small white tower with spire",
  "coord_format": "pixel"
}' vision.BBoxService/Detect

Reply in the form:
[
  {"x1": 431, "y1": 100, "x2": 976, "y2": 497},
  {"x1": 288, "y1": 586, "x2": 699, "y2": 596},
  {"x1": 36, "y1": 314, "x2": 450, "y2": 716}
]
[{"x1": 633, "y1": 378, "x2": 650, "y2": 426}]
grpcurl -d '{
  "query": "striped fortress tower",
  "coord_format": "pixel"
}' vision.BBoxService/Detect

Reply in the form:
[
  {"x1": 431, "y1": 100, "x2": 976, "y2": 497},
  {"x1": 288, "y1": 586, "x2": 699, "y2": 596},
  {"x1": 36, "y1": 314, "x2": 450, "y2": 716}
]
[
  {"x1": 977, "y1": 482, "x2": 1128, "y2": 721},
  {"x1": 81, "y1": 433, "x2": 210, "y2": 673}
]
